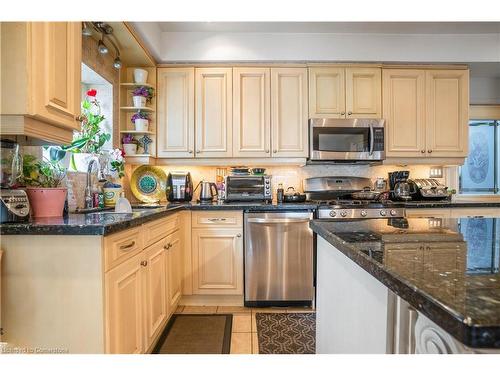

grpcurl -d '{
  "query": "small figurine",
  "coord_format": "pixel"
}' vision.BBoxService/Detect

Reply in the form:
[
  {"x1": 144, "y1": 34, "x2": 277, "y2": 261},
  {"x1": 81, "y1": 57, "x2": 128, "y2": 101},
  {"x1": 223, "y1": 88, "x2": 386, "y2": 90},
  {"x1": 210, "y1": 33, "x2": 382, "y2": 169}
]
[{"x1": 138, "y1": 134, "x2": 153, "y2": 154}]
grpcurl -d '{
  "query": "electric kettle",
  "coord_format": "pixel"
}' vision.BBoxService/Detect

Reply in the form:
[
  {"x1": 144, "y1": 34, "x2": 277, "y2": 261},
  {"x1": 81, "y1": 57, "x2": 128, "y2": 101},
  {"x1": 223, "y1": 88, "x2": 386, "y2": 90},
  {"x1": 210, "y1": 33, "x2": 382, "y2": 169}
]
[{"x1": 195, "y1": 181, "x2": 218, "y2": 203}]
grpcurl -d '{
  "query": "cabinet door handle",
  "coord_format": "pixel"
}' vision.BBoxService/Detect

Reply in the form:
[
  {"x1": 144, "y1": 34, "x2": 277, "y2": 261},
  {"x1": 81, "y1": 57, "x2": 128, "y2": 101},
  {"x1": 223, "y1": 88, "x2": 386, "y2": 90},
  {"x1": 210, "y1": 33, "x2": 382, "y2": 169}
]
[
  {"x1": 340, "y1": 112, "x2": 345, "y2": 116},
  {"x1": 119, "y1": 241, "x2": 136, "y2": 250},
  {"x1": 265, "y1": 149, "x2": 270, "y2": 153},
  {"x1": 196, "y1": 150, "x2": 201, "y2": 154},
  {"x1": 347, "y1": 111, "x2": 353, "y2": 115},
  {"x1": 273, "y1": 150, "x2": 277, "y2": 154},
  {"x1": 140, "y1": 261, "x2": 148, "y2": 267},
  {"x1": 236, "y1": 233, "x2": 242, "y2": 238},
  {"x1": 188, "y1": 150, "x2": 193, "y2": 154},
  {"x1": 421, "y1": 150, "x2": 425, "y2": 154},
  {"x1": 427, "y1": 150, "x2": 432, "y2": 154}
]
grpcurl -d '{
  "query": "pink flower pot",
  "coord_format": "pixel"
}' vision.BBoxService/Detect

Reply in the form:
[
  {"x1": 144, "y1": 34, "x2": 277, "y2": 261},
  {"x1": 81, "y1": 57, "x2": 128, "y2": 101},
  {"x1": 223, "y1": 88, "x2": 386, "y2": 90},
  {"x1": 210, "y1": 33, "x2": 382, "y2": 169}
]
[{"x1": 26, "y1": 187, "x2": 67, "y2": 218}]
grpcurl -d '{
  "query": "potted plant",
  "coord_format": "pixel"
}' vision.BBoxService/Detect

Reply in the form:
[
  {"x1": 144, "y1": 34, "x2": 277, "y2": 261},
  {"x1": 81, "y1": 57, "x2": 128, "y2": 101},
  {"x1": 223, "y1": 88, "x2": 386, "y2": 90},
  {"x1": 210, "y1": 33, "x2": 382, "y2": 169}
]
[
  {"x1": 133, "y1": 68, "x2": 148, "y2": 84},
  {"x1": 132, "y1": 86, "x2": 154, "y2": 108},
  {"x1": 122, "y1": 134, "x2": 138, "y2": 155},
  {"x1": 131, "y1": 110, "x2": 151, "y2": 132},
  {"x1": 22, "y1": 155, "x2": 67, "y2": 218}
]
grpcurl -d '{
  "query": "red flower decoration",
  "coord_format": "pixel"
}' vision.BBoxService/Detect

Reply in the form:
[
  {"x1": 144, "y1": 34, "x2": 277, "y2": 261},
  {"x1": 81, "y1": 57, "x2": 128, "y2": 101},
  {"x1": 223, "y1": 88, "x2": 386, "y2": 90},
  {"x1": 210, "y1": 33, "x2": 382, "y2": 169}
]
[
  {"x1": 86, "y1": 89, "x2": 97, "y2": 97},
  {"x1": 120, "y1": 149, "x2": 125, "y2": 157}
]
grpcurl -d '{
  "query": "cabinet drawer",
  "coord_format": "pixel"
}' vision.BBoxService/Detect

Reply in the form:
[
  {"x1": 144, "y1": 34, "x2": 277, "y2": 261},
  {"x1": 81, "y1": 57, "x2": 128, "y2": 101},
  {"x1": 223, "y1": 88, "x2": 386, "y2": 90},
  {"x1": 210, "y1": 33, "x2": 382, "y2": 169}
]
[
  {"x1": 104, "y1": 227, "x2": 144, "y2": 272},
  {"x1": 144, "y1": 214, "x2": 180, "y2": 248},
  {"x1": 191, "y1": 211, "x2": 243, "y2": 228}
]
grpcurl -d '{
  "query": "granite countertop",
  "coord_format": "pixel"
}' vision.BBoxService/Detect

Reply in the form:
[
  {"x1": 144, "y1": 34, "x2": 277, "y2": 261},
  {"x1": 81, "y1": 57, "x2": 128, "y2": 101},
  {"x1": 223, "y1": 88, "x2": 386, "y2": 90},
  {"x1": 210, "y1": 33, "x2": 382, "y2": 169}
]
[
  {"x1": 0, "y1": 201, "x2": 316, "y2": 236},
  {"x1": 310, "y1": 216, "x2": 500, "y2": 349}
]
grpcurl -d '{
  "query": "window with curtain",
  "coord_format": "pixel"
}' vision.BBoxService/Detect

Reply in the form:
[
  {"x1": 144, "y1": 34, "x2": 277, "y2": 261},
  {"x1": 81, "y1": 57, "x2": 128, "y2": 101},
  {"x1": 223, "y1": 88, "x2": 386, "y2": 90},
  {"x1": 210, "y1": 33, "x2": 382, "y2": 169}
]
[{"x1": 459, "y1": 120, "x2": 500, "y2": 195}]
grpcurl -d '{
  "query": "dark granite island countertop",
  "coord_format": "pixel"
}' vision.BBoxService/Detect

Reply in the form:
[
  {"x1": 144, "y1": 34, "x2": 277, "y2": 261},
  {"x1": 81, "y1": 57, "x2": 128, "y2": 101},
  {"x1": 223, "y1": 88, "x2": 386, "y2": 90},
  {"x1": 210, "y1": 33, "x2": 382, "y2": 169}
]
[{"x1": 310, "y1": 216, "x2": 500, "y2": 349}]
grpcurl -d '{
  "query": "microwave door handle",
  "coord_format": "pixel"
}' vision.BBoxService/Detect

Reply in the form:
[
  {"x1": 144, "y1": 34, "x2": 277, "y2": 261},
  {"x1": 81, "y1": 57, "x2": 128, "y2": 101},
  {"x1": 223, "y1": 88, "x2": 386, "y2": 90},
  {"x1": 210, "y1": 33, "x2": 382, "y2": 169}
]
[{"x1": 369, "y1": 124, "x2": 374, "y2": 156}]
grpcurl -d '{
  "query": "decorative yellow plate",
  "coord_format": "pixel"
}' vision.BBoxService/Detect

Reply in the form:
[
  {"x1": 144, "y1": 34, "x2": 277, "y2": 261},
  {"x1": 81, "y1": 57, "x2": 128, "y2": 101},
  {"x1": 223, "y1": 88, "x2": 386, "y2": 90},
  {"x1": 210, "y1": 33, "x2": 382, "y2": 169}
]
[{"x1": 130, "y1": 166, "x2": 168, "y2": 203}]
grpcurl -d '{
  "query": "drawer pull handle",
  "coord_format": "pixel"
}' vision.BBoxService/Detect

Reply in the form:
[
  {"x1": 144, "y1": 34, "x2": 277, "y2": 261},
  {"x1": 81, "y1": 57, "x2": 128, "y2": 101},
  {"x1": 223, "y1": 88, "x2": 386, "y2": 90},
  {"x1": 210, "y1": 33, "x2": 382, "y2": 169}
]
[
  {"x1": 236, "y1": 233, "x2": 242, "y2": 238},
  {"x1": 119, "y1": 241, "x2": 136, "y2": 250},
  {"x1": 164, "y1": 243, "x2": 172, "y2": 250},
  {"x1": 208, "y1": 218, "x2": 227, "y2": 222},
  {"x1": 140, "y1": 261, "x2": 148, "y2": 267}
]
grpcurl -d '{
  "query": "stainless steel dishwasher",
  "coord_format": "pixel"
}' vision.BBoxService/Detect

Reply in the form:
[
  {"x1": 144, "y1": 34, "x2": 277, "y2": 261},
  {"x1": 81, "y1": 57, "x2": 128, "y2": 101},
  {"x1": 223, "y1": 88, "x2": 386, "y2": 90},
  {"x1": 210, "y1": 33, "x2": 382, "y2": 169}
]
[{"x1": 244, "y1": 211, "x2": 314, "y2": 307}]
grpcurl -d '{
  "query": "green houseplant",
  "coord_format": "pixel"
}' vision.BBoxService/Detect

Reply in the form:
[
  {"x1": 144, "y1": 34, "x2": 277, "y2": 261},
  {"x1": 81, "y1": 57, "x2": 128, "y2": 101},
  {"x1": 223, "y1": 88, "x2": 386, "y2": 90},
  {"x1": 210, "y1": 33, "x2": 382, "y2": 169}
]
[{"x1": 23, "y1": 154, "x2": 67, "y2": 218}]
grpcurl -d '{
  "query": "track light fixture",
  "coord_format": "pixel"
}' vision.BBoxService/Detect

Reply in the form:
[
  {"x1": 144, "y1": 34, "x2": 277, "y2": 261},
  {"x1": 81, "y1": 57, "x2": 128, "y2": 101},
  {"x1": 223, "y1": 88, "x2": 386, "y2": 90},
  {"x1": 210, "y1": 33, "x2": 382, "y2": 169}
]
[
  {"x1": 82, "y1": 22, "x2": 93, "y2": 36},
  {"x1": 113, "y1": 56, "x2": 122, "y2": 69},
  {"x1": 98, "y1": 38, "x2": 108, "y2": 54}
]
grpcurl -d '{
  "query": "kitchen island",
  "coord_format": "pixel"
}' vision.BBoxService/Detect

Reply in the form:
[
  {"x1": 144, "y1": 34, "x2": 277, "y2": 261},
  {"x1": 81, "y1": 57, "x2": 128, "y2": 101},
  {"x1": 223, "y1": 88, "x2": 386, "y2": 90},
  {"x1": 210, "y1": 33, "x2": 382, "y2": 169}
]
[{"x1": 311, "y1": 215, "x2": 500, "y2": 353}]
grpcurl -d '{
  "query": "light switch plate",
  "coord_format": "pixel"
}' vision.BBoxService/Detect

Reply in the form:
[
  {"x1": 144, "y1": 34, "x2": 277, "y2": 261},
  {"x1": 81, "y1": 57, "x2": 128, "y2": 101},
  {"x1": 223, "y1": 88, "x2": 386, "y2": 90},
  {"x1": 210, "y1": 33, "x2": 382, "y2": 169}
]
[{"x1": 429, "y1": 166, "x2": 443, "y2": 178}]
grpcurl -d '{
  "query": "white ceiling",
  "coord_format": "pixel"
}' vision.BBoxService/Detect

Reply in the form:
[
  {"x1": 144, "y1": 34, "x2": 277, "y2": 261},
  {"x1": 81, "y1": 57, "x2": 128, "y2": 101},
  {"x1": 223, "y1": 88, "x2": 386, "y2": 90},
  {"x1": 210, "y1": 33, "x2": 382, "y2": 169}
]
[{"x1": 156, "y1": 22, "x2": 500, "y2": 34}]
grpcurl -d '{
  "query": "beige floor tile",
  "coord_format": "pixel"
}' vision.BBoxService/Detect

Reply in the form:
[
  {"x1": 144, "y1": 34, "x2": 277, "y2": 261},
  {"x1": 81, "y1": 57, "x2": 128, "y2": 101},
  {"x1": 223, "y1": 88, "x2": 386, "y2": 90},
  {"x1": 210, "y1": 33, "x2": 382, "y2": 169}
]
[
  {"x1": 252, "y1": 332, "x2": 259, "y2": 354},
  {"x1": 286, "y1": 307, "x2": 315, "y2": 313},
  {"x1": 175, "y1": 305, "x2": 185, "y2": 313},
  {"x1": 231, "y1": 313, "x2": 252, "y2": 333},
  {"x1": 182, "y1": 305, "x2": 217, "y2": 314},
  {"x1": 251, "y1": 313, "x2": 257, "y2": 333},
  {"x1": 217, "y1": 306, "x2": 252, "y2": 314},
  {"x1": 230, "y1": 332, "x2": 252, "y2": 354},
  {"x1": 252, "y1": 308, "x2": 288, "y2": 313}
]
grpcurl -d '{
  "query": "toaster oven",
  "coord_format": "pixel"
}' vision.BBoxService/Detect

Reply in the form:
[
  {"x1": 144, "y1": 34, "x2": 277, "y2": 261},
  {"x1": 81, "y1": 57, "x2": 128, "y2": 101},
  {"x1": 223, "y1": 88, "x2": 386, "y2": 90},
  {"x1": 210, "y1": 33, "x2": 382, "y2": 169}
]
[{"x1": 224, "y1": 175, "x2": 272, "y2": 202}]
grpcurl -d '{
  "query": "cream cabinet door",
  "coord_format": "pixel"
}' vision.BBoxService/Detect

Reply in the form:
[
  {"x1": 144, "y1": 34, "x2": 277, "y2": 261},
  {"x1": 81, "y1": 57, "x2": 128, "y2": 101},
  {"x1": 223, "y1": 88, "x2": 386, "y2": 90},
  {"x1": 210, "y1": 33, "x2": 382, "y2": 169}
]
[
  {"x1": 345, "y1": 67, "x2": 381, "y2": 118},
  {"x1": 271, "y1": 68, "x2": 308, "y2": 157},
  {"x1": 143, "y1": 239, "x2": 169, "y2": 350},
  {"x1": 195, "y1": 68, "x2": 233, "y2": 157},
  {"x1": 166, "y1": 230, "x2": 182, "y2": 314},
  {"x1": 425, "y1": 70, "x2": 469, "y2": 157},
  {"x1": 308, "y1": 67, "x2": 345, "y2": 118},
  {"x1": 233, "y1": 67, "x2": 271, "y2": 157},
  {"x1": 192, "y1": 228, "x2": 243, "y2": 295},
  {"x1": 105, "y1": 252, "x2": 144, "y2": 354},
  {"x1": 30, "y1": 22, "x2": 81, "y2": 131},
  {"x1": 383, "y1": 69, "x2": 426, "y2": 157},
  {"x1": 157, "y1": 68, "x2": 195, "y2": 158}
]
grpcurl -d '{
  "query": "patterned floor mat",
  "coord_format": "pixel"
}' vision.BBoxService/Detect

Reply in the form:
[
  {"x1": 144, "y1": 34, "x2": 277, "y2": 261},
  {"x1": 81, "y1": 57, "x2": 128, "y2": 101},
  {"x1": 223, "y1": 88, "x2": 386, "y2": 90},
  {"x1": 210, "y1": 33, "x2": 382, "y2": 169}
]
[{"x1": 255, "y1": 313, "x2": 316, "y2": 354}]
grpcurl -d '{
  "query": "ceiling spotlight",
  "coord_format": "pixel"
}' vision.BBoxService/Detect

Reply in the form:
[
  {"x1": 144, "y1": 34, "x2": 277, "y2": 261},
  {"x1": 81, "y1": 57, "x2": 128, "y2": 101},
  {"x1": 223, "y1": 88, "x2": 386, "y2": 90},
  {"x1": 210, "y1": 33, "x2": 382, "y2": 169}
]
[
  {"x1": 113, "y1": 56, "x2": 122, "y2": 69},
  {"x1": 82, "y1": 22, "x2": 93, "y2": 36},
  {"x1": 98, "y1": 39, "x2": 108, "y2": 54}
]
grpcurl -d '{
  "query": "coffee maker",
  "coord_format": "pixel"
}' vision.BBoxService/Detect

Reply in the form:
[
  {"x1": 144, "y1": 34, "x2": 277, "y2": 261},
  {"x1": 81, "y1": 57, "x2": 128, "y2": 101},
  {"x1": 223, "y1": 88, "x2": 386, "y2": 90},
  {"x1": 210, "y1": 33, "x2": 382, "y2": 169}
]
[
  {"x1": 388, "y1": 170, "x2": 415, "y2": 201},
  {"x1": 167, "y1": 172, "x2": 193, "y2": 202}
]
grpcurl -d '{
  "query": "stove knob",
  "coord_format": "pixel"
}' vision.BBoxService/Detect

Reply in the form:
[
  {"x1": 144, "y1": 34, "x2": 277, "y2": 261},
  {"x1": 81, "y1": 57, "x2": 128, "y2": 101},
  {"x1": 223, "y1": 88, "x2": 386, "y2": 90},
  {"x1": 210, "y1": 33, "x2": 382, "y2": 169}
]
[
  {"x1": 360, "y1": 210, "x2": 367, "y2": 217},
  {"x1": 390, "y1": 209, "x2": 398, "y2": 216},
  {"x1": 329, "y1": 211, "x2": 337, "y2": 218},
  {"x1": 340, "y1": 211, "x2": 347, "y2": 217},
  {"x1": 379, "y1": 210, "x2": 387, "y2": 217}
]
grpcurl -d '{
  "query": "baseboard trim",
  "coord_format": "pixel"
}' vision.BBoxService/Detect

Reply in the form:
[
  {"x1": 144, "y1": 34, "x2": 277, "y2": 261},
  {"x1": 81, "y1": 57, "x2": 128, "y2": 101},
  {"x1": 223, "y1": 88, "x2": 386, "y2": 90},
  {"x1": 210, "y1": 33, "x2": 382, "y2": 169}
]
[{"x1": 180, "y1": 295, "x2": 244, "y2": 306}]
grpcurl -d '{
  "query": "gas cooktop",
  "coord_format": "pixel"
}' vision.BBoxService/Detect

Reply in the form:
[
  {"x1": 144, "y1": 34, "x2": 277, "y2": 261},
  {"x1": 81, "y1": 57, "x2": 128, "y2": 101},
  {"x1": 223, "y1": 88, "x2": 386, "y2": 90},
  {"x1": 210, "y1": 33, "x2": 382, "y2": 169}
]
[{"x1": 310, "y1": 199, "x2": 406, "y2": 219}]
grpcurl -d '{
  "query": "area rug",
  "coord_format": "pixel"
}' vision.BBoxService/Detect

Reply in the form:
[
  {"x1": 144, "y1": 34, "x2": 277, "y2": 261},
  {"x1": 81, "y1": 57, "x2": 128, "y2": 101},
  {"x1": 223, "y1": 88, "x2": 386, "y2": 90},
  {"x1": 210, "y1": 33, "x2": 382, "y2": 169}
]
[
  {"x1": 152, "y1": 314, "x2": 232, "y2": 354},
  {"x1": 256, "y1": 313, "x2": 316, "y2": 354}
]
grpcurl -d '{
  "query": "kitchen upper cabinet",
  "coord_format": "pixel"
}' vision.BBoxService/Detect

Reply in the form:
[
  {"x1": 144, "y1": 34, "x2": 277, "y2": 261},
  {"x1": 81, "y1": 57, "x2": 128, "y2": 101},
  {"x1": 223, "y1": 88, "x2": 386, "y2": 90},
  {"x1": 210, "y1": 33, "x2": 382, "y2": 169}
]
[
  {"x1": 345, "y1": 67, "x2": 382, "y2": 118},
  {"x1": 271, "y1": 68, "x2": 309, "y2": 157},
  {"x1": 157, "y1": 68, "x2": 195, "y2": 158},
  {"x1": 166, "y1": 230, "x2": 182, "y2": 314},
  {"x1": 383, "y1": 68, "x2": 469, "y2": 160},
  {"x1": 309, "y1": 67, "x2": 345, "y2": 118},
  {"x1": 143, "y1": 239, "x2": 169, "y2": 349},
  {"x1": 195, "y1": 68, "x2": 233, "y2": 157},
  {"x1": 232, "y1": 68, "x2": 271, "y2": 157},
  {"x1": 105, "y1": 251, "x2": 144, "y2": 354},
  {"x1": 426, "y1": 70, "x2": 469, "y2": 157},
  {"x1": 383, "y1": 69, "x2": 426, "y2": 157},
  {"x1": 192, "y1": 228, "x2": 243, "y2": 295},
  {"x1": 0, "y1": 22, "x2": 81, "y2": 144},
  {"x1": 308, "y1": 67, "x2": 381, "y2": 119}
]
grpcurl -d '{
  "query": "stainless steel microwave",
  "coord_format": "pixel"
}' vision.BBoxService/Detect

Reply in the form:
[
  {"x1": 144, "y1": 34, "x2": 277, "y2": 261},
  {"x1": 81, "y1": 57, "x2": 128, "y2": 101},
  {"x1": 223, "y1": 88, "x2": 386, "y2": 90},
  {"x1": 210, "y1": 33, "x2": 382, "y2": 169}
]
[
  {"x1": 309, "y1": 118, "x2": 385, "y2": 162},
  {"x1": 224, "y1": 175, "x2": 272, "y2": 202}
]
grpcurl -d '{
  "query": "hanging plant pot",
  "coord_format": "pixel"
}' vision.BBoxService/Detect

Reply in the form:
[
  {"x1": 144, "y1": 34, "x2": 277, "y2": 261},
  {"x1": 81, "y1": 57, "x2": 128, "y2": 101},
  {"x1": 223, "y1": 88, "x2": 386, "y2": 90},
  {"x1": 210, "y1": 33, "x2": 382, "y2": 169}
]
[
  {"x1": 132, "y1": 95, "x2": 146, "y2": 108},
  {"x1": 134, "y1": 119, "x2": 149, "y2": 132},
  {"x1": 133, "y1": 69, "x2": 148, "y2": 84},
  {"x1": 26, "y1": 187, "x2": 67, "y2": 218},
  {"x1": 123, "y1": 143, "x2": 138, "y2": 156}
]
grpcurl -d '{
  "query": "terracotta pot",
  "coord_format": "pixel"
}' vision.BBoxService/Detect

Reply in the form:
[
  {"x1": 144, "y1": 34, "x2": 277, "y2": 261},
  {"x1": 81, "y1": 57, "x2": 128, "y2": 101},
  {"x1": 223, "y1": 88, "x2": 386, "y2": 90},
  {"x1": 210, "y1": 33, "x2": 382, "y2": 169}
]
[{"x1": 26, "y1": 187, "x2": 67, "y2": 218}]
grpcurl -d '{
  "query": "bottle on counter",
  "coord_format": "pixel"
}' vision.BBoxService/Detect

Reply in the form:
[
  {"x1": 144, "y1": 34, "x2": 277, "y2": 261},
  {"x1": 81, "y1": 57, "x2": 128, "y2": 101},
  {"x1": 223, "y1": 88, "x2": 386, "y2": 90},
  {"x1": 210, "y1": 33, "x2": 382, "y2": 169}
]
[
  {"x1": 97, "y1": 186, "x2": 105, "y2": 208},
  {"x1": 277, "y1": 183, "x2": 284, "y2": 204}
]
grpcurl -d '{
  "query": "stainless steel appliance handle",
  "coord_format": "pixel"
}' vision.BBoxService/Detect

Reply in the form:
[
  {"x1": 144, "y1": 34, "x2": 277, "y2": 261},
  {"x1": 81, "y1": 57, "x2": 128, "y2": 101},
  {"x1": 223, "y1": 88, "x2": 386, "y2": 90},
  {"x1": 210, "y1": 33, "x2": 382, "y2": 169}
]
[
  {"x1": 369, "y1": 124, "x2": 374, "y2": 156},
  {"x1": 247, "y1": 218, "x2": 310, "y2": 224}
]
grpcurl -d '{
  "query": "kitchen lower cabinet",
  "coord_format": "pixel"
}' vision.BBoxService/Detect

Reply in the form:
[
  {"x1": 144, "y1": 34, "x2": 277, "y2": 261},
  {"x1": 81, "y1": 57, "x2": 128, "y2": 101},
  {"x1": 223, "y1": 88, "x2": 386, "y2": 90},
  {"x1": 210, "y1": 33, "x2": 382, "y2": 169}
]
[
  {"x1": 166, "y1": 230, "x2": 182, "y2": 314},
  {"x1": 143, "y1": 238, "x2": 169, "y2": 350},
  {"x1": 192, "y1": 228, "x2": 244, "y2": 295},
  {"x1": 105, "y1": 251, "x2": 145, "y2": 354}
]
